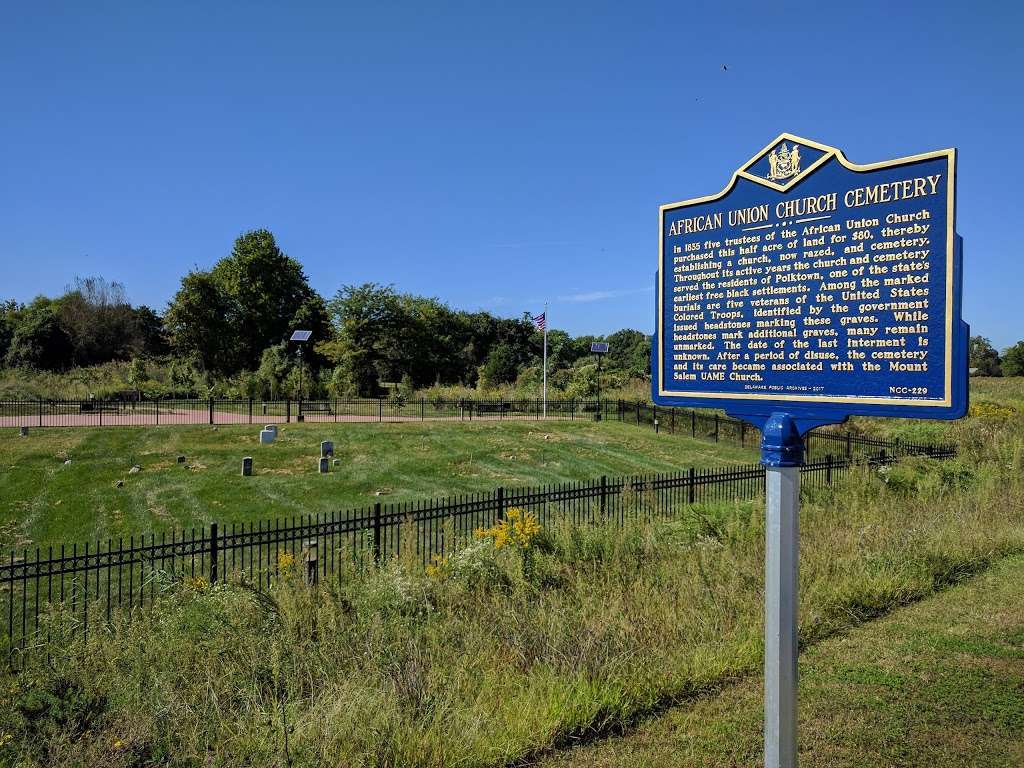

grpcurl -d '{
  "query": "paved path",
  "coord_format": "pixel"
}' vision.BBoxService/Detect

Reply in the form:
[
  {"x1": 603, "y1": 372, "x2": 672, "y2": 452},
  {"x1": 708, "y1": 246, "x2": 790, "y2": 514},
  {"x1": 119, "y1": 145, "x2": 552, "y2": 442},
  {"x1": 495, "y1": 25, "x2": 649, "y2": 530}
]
[{"x1": 0, "y1": 409, "x2": 579, "y2": 428}]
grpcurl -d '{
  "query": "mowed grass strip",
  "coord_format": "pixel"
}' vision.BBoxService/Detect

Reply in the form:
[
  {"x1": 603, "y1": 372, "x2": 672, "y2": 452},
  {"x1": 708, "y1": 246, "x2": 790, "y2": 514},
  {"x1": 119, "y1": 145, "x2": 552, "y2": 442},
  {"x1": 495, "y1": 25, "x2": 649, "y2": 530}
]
[
  {"x1": 541, "y1": 554, "x2": 1024, "y2": 768},
  {"x1": 0, "y1": 420, "x2": 753, "y2": 548}
]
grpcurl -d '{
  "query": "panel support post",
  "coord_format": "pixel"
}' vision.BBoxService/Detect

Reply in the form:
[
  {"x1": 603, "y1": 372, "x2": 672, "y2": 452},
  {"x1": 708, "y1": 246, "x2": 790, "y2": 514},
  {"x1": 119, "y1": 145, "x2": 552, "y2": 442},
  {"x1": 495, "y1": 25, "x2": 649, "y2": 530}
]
[{"x1": 761, "y1": 412, "x2": 803, "y2": 768}]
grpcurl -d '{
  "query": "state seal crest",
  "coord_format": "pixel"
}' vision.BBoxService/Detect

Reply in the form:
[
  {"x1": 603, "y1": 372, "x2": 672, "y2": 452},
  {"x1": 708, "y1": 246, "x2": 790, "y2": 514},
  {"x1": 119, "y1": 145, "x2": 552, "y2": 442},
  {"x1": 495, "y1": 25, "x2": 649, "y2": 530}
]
[{"x1": 766, "y1": 142, "x2": 801, "y2": 181}]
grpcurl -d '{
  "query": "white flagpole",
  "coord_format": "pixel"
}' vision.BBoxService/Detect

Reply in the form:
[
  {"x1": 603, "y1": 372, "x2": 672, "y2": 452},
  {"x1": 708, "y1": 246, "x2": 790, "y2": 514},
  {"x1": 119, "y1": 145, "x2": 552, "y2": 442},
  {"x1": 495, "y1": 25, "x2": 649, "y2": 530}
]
[{"x1": 542, "y1": 303, "x2": 548, "y2": 418}]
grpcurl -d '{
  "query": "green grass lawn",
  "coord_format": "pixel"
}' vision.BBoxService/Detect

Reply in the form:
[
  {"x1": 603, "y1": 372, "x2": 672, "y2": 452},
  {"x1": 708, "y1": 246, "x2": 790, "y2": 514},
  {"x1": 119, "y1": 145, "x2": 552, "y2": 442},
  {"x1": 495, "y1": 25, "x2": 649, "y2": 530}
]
[
  {"x1": 0, "y1": 420, "x2": 754, "y2": 548},
  {"x1": 542, "y1": 554, "x2": 1024, "y2": 768}
]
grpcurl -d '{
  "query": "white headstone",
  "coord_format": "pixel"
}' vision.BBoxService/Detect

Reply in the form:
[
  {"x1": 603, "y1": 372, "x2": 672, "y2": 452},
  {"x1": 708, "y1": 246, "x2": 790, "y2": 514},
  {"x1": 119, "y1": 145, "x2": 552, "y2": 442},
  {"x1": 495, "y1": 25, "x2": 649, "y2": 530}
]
[
  {"x1": 260, "y1": 429, "x2": 276, "y2": 444},
  {"x1": 320, "y1": 440, "x2": 334, "y2": 457},
  {"x1": 318, "y1": 456, "x2": 329, "y2": 474}
]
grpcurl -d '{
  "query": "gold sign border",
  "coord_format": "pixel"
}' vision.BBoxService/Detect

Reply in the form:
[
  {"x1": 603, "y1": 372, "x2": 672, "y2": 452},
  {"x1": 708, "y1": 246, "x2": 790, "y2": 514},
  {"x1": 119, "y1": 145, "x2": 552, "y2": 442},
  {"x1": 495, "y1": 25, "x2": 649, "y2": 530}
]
[{"x1": 656, "y1": 133, "x2": 956, "y2": 407}]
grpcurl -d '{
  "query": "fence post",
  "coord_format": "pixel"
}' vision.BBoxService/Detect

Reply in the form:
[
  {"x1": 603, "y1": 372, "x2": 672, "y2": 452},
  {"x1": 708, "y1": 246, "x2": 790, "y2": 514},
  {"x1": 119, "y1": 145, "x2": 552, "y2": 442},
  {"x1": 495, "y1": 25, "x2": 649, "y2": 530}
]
[
  {"x1": 209, "y1": 522, "x2": 218, "y2": 585},
  {"x1": 248, "y1": 398, "x2": 253, "y2": 424},
  {"x1": 155, "y1": 396, "x2": 159, "y2": 425},
  {"x1": 302, "y1": 540, "x2": 318, "y2": 586},
  {"x1": 373, "y1": 502, "x2": 382, "y2": 564},
  {"x1": 846, "y1": 432, "x2": 852, "y2": 459},
  {"x1": 421, "y1": 397, "x2": 425, "y2": 421},
  {"x1": 714, "y1": 414, "x2": 719, "y2": 442},
  {"x1": 379, "y1": 398, "x2": 383, "y2": 422},
  {"x1": 826, "y1": 454, "x2": 833, "y2": 485},
  {"x1": 208, "y1": 398, "x2": 214, "y2": 425},
  {"x1": 600, "y1": 475, "x2": 607, "y2": 517},
  {"x1": 496, "y1": 486, "x2": 505, "y2": 522},
  {"x1": 636, "y1": 401, "x2": 641, "y2": 427},
  {"x1": 286, "y1": 399, "x2": 291, "y2": 423},
  {"x1": 38, "y1": 398, "x2": 43, "y2": 427},
  {"x1": 741, "y1": 421, "x2": 746, "y2": 446},
  {"x1": 688, "y1": 467, "x2": 696, "y2": 504},
  {"x1": 691, "y1": 410, "x2": 696, "y2": 437}
]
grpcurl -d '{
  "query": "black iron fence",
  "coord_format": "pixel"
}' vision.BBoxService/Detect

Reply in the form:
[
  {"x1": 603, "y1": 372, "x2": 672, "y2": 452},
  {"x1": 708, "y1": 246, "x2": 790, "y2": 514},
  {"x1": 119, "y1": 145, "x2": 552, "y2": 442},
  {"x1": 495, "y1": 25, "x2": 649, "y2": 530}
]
[
  {"x1": 0, "y1": 395, "x2": 956, "y2": 460},
  {"x1": 2, "y1": 434, "x2": 955, "y2": 669},
  {"x1": 0, "y1": 396, "x2": 607, "y2": 427}
]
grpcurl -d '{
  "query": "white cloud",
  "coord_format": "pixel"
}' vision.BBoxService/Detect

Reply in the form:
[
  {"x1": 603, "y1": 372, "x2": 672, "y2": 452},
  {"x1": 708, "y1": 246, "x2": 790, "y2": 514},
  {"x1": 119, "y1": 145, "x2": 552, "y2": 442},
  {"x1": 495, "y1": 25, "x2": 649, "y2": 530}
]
[{"x1": 557, "y1": 286, "x2": 653, "y2": 304}]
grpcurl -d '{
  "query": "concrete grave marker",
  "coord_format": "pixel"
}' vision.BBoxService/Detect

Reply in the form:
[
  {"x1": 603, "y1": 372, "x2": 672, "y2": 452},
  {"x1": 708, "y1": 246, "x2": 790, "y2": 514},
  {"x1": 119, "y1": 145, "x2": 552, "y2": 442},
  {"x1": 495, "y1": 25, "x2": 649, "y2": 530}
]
[
  {"x1": 320, "y1": 440, "x2": 334, "y2": 458},
  {"x1": 19, "y1": 427, "x2": 28, "y2": 437},
  {"x1": 241, "y1": 456, "x2": 253, "y2": 476},
  {"x1": 259, "y1": 429, "x2": 276, "y2": 445},
  {"x1": 318, "y1": 457, "x2": 329, "y2": 474}
]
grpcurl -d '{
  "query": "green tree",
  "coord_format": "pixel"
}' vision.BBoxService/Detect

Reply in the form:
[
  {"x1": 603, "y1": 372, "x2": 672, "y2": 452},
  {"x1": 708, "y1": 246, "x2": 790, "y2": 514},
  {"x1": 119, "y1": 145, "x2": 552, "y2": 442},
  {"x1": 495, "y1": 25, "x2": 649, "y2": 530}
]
[
  {"x1": 0, "y1": 300, "x2": 18, "y2": 363},
  {"x1": 165, "y1": 271, "x2": 238, "y2": 374},
  {"x1": 165, "y1": 230, "x2": 325, "y2": 374},
  {"x1": 130, "y1": 306, "x2": 169, "y2": 357},
  {"x1": 605, "y1": 329, "x2": 651, "y2": 378},
  {"x1": 168, "y1": 359, "x2": 198, "y2": 395},
  {"x1": 969, "y1": 336, "x2": 1002, "y2": 376},
  {"x1": 127, "y1": 357, "x2": 147, "y2": 395},
  {"x1": 5, "y1": 301, "x2": 75, "y2": 371},
  {"x1": 255, "y1": 343, "x2": 294, "y2": 399},
  {"x1": 1001, "y1": 341, "x2": 1024, "y2": 377},
  {"x1": 321, "y1": 284, "x2": 405, "y2": 397},
  {"x1": 210, "y1": 229, "x2": 320, "y2": 369},
  {"x1": 479, "y1": 343, "x2": 520, "y2": 389}
]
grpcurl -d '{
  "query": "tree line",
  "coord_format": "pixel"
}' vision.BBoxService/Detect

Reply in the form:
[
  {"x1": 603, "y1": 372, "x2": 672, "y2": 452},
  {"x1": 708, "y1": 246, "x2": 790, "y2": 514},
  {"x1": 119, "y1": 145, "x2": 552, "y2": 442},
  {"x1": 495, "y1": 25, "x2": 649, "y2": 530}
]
[
  {"x1": 0, "y1": 230, "x2": 652, "y2": 399},
  {"x1": 968, "y1": 336, "x2": 1024, "y2": 377}
]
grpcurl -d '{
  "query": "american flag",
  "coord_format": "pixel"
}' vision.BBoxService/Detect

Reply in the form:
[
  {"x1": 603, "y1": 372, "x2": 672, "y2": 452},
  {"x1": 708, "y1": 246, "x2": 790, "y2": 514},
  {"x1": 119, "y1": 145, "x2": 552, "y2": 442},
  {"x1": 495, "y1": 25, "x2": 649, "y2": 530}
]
[{"x1": 532, "y1": 312, "x2": 546, "y2": 331}]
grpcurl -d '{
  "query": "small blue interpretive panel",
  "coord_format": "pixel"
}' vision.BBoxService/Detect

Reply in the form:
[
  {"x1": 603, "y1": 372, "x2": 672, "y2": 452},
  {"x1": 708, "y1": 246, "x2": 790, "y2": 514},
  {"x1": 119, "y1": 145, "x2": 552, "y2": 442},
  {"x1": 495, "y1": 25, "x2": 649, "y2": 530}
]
[{"x1": 653, "y1": 134, "x2": 967, "y2": 430}]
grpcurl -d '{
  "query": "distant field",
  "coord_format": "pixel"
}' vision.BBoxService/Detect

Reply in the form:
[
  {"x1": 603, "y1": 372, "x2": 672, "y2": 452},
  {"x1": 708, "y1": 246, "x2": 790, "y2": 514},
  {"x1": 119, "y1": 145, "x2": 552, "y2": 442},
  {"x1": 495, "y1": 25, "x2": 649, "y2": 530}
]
[{"x1": 0, "y1": 420, "x2": 754, "y2": 548}]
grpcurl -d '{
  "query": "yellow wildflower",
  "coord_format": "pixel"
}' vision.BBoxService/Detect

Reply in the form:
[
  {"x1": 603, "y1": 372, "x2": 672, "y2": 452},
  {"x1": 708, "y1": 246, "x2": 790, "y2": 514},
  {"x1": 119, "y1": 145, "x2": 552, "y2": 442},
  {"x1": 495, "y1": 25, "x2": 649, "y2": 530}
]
[
  {"x1": 425, "y1": 553, "x2": 448, "y2": 579},
  {"x1": 277, "y1": 551, "x2": 296, "y2": 573},
  {"x1": 475, "y1": 508, "x2": 541, "y2": 550}
]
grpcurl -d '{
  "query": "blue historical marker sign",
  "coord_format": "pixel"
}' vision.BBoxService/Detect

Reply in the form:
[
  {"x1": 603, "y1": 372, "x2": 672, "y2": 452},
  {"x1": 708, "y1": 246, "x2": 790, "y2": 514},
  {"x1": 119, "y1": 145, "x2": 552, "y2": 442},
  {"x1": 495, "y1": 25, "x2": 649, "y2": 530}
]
[{"x1": 653, "y1": 134, "x2": 968, "y2": 432}]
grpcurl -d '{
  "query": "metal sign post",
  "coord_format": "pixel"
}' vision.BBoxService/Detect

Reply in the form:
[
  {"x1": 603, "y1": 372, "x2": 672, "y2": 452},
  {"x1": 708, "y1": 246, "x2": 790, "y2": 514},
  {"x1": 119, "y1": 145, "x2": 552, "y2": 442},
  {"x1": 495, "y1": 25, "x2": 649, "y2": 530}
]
[
  {"x1": 591, "y1": 342, "x2": 609, "y2": 420},
  {"x1": 290, "y1": 330, "x2": 312, "y2": 413},
  {"x1": 762, "y1": 414, "x2": 802, "y2": 768},
  {"x1": 650, "y1": 135, "x2": 968, "y2": 767}
]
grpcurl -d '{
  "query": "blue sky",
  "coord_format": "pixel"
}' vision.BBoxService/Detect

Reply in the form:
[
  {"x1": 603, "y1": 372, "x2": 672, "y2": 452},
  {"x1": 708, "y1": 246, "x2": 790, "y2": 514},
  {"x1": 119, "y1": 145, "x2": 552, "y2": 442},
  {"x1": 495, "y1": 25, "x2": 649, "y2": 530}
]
[{"x1": 2, "y1": 1, "x2": 1021, "y2": 347}]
